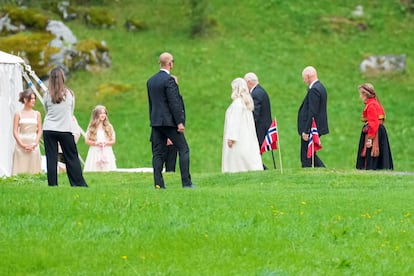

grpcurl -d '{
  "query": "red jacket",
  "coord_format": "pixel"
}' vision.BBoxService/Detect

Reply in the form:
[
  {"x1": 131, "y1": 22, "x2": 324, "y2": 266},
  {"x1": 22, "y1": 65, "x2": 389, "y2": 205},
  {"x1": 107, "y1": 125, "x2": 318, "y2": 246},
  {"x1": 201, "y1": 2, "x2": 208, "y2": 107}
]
[{"x1": 361, "y1": 98, "x2": 385, "y2": 139}]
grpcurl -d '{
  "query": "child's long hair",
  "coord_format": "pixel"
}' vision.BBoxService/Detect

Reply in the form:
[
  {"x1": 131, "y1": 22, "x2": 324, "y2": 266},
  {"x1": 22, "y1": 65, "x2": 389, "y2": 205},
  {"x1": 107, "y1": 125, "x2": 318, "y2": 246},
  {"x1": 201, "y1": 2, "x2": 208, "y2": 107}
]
[{"x1": 87, "y1": 105, "x2": 114, "y2": 142}]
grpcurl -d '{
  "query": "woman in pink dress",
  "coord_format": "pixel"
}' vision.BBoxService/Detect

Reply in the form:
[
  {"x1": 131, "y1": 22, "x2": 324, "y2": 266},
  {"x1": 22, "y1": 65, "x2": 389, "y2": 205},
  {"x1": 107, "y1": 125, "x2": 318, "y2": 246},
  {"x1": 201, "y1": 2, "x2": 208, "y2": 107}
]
[{"x1": 12, "y1": 88, "x2": 42, "y2": 175}]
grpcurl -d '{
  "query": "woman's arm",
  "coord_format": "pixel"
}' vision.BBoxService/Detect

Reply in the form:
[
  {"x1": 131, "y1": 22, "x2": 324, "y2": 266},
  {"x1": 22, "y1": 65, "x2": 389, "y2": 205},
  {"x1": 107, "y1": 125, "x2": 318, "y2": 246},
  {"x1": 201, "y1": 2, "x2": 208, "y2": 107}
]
[{"x1": 12, "y1": 113, "x2": 24, "y2": 147}]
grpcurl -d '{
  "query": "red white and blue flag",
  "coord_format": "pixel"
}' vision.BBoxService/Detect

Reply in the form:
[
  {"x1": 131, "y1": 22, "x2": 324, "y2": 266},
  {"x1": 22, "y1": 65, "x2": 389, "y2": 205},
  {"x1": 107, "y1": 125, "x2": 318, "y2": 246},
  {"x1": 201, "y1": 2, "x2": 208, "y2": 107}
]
[
  {"x1": 307, "y1": 117, "x2": 322, "y2": 158},
  {"x1": 260, "y1": 119, "x2": 278, "y2": 154}
]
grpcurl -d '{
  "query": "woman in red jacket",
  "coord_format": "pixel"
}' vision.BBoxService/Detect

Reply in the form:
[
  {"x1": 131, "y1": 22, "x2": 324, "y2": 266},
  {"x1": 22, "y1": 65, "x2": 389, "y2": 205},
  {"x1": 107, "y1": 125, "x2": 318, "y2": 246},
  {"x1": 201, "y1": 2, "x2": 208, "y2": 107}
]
[{"x1": 356, "y1": 83, "x2": 393, "y2": 170}]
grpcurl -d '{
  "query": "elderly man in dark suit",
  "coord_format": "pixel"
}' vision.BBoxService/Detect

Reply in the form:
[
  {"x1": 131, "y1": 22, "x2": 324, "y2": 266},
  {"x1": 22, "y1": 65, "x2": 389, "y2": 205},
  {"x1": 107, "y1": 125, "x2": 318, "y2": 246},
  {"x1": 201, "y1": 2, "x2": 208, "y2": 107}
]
[
  {"x1": 244, "y1": 72, "x2": 272, "y2": 169},
  {"x1": 297, "y1": 66, "x2": 329, "y2": 167},
  {"x1": 147, "y1": 52, "x2": 194, "y2": 189}
]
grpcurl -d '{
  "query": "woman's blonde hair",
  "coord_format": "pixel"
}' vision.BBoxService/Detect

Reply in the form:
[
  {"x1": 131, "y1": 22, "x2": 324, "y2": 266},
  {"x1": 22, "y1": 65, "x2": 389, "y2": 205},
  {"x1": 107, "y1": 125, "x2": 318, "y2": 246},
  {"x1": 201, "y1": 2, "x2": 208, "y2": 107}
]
[
  {"x1": 358, "y1": 83, "x2": 376, "y2": 98},
  {"x1": 87, "y1": 105, "x2": 114, "y2": 141},
  {"x1": 231, "y1": 77, "x2": 254, "y2": 111}
]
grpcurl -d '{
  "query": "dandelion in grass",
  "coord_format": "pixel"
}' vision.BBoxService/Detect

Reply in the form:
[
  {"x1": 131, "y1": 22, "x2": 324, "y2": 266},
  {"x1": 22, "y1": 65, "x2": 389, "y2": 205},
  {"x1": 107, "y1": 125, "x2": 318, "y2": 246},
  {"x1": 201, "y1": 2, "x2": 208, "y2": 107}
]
[
  {"x1": 155, "y1": 185, "x2": 161, "y2": 189},
  {"x1": 301, "y1": 201, "x2": 306, "y2": 205},
  {"x1": 381, "y1": 241, "x2": 390, "y2": 248},
  {"x1": 361, "y1": 213, "x2": 371, "y2": 219},
  {"x1": 122, "y1": 255, "x2": 139, "y2": 275},
  {"x1": 272, "y1": 209, "x2": 285, "y2": 219}
]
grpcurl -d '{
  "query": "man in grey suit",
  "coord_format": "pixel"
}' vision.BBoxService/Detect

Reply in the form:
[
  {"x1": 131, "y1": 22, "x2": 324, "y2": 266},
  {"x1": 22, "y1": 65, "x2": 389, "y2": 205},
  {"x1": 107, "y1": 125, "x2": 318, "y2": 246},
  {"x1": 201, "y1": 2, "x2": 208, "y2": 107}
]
[
  {"x1": 244, "y1": 72, "x2": 272, "y2": 169},
  {"x1": 297, "y1": 66, "x2": 329, "y2": 167},
  {"x1": 147, "y1": 52, "x2": 194, "y2": 189}
]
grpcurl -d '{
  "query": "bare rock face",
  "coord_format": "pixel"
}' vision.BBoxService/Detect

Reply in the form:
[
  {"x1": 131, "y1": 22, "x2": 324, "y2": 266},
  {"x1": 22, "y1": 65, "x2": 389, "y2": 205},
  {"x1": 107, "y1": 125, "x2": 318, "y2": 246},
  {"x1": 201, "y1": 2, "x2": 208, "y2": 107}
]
[
  {"x1": 360, "y1": 55, "x2": 406, "y2": 75},
  {"x1": 45, "y1": 20, "x2": 112, "y2": 75},
  {"x1": 1, "y1": 6, "x2": 111, "y2": 78},
  {"x1": 47, "y1": 20, "x2": 78, "y2": 45}
]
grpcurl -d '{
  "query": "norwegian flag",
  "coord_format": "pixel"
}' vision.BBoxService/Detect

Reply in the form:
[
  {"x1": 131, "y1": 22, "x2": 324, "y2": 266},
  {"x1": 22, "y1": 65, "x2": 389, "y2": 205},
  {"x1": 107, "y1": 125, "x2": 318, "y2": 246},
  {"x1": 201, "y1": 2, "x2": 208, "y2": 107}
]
[
  {"x1": 260, "y1": 119, "x2": 278, "y2": 154},
  {"x1": 307, "y1": 117, "x2": 322, "y2": 158}
]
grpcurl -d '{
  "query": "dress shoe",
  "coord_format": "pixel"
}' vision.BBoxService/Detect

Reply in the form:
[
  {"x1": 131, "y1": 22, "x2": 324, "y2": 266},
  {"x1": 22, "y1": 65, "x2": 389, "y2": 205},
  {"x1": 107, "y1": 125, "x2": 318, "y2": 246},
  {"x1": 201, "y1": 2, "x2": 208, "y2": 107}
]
[
  {"x1": 183, "y1": 184, "x2": 196, "y2": 189},
  {"x1": 155, "y1": 185, "x2": 166, "y2": 189}
]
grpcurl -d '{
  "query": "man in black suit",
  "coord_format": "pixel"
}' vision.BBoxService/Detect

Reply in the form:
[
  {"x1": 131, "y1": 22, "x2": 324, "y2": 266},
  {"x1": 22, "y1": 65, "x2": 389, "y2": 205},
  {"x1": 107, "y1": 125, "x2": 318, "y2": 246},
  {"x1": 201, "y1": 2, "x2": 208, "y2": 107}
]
[
  {"x1": 244, "y1": 72, "x2": 272, "y2": 169},
  {"x1": 297, "y1": 66, "x2": 329, "y2": 167},
  {"x1": 147, "y1": 52, "x2": 194, "y2": 188}
]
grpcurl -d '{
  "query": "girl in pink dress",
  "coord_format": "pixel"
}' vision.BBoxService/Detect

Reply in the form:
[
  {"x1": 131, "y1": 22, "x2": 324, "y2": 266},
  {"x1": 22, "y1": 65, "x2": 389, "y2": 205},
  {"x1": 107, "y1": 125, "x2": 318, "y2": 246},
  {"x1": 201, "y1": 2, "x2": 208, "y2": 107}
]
[{"x1": 84, "y1": 105, "x2": 116, "y2": 172}]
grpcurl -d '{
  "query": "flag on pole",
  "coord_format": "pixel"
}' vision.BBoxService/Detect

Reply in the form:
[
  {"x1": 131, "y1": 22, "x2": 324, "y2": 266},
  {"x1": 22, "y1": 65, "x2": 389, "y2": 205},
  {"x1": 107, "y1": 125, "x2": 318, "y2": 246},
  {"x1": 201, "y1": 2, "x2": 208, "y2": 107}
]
[
  {"x1": 260, "y1": 119, "x2": 278, "y2": 154},
  {"x1": 307, "y1": 117, "x2": 322, "y2": 158}
]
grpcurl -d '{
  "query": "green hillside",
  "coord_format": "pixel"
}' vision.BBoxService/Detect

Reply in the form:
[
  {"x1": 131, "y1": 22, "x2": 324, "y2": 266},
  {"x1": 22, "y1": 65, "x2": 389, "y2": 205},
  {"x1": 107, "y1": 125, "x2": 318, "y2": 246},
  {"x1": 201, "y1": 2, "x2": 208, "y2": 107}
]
[{"x1": 37, "y1": 0, "x2": 414, "y2": 172}]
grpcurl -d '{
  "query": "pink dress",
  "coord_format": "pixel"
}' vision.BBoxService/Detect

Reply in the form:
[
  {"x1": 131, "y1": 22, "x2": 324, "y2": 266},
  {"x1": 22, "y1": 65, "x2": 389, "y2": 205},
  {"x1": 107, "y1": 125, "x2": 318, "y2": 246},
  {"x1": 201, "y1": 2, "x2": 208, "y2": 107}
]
[
  {"x1": 12, "y1": 112, "x2": 41, "y2": 175},
  {"x1": 84, "y1": 129, "x2": 116, "y2": 172}
]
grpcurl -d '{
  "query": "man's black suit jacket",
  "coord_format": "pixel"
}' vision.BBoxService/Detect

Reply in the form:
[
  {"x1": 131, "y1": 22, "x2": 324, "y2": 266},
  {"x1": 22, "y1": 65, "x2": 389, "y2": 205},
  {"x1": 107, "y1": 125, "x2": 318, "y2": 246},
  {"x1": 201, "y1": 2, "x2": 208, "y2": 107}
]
[
  {"x1": 251, "y1": 84, "x2": 272, "y2": 146},
  {"x1": 147, "y1": 70, "x2": 185, "y2": 127},
  {"x1": 297, "y1": 80, "x2": 329, "y2": 136}
]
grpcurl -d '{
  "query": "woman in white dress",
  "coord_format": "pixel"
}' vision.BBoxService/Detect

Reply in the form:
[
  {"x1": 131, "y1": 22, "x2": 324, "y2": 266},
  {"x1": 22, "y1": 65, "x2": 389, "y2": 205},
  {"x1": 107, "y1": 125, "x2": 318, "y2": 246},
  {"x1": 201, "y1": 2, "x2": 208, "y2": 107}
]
[
  {"x1": 12, "y1": 88, "x2": 42, "y2": 175},
  {"x1": 222, "y1": 78, "x2": 263, "y2": 173},
  {"x1": 84, "y1": 105, "x2": 116, "y2": 172}
]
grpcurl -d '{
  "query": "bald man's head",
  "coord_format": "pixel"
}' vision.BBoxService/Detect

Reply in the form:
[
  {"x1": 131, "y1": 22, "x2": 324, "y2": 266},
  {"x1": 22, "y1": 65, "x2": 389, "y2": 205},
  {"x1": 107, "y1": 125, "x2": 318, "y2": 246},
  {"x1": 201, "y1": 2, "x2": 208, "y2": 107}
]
[
  {"x1": 159, "y1": 52, "x2": 174, "y2": 68},
  {"x1": 302, "y1": 66, "x2": 318, "y2": 86}
]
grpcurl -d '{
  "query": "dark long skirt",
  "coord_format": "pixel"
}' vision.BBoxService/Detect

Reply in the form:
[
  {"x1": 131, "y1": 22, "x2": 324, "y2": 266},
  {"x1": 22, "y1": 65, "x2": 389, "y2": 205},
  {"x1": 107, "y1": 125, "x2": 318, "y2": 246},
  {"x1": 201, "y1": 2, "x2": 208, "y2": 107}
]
[{"x1": 356, "y1": 124, "x2": 394, "y2": 170}]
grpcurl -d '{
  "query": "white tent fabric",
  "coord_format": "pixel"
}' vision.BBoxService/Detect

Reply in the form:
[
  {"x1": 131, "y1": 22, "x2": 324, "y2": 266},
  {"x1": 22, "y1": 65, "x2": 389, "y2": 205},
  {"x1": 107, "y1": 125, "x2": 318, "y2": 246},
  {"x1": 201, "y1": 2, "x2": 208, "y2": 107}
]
[{"x1": 0, "y1": 51, "x2": 24, "y2": 177}]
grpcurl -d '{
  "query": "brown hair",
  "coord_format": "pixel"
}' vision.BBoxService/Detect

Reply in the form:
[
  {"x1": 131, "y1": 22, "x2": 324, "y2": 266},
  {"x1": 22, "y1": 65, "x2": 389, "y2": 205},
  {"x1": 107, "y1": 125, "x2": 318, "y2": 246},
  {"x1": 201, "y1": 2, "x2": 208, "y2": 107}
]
[
  {"x1": 48, "y1": 67, "x2": 71, "y2": 104},
  {"x1": 18, "y1": 88, "x2": 35, "y2": 104}
]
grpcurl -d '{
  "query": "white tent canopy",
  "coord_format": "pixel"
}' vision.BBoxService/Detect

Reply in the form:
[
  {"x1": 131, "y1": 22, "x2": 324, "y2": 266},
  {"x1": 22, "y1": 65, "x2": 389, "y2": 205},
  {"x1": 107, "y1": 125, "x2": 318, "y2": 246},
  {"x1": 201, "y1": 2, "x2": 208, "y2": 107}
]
[{"x1": 0, "y1": 51, "x2": 24, "y2": 177}]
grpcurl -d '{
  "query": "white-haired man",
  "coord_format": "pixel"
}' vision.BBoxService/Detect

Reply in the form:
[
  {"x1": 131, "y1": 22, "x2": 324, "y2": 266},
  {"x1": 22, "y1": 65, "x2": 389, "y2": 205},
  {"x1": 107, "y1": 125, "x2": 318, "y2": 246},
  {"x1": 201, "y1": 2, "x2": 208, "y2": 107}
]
[{"x1": 244, "y1": 72, "x2": 272, "y2": 169}]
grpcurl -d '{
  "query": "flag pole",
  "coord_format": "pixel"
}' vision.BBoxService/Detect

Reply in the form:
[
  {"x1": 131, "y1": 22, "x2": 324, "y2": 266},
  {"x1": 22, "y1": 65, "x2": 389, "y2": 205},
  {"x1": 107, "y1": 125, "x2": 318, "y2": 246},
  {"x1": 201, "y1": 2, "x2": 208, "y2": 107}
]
[
  {"x1": 277, "y1": 135, "x2": 283, "y2": 174},
  {"x1": 311, "y1": 140, "x2": 315, "y2": 168},
  {"x1": 271, "y1": 150, "x2": 276, "y2": 169},
  {"x1": 275, "y1": 116, "x2": 283, "y2": 174}
]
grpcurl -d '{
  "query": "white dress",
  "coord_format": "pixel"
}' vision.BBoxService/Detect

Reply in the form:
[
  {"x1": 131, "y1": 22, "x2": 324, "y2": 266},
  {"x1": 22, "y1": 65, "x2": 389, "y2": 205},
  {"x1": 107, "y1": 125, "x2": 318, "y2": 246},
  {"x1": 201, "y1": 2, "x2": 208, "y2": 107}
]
[
  {"x1": 222, "y1": 98, "x2": 263, "y2": 173},
  {"x1": 84, "y1": 129, "x2": 116, "y2": 172}
]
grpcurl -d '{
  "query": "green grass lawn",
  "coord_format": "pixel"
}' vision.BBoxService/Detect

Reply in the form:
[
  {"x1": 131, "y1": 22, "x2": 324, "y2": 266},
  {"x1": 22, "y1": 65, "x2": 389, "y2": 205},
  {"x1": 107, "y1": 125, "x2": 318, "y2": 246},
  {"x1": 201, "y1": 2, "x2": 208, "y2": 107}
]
[{"x1": 1, "y1": 169, "x2": 413, "y2": 274}]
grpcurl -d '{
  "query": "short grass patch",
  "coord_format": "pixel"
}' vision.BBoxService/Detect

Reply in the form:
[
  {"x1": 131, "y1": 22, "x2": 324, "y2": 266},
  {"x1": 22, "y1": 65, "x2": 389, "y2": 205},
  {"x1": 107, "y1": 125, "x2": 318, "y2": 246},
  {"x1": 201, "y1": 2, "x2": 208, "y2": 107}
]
[{"x1": 1, "y1": 170, "x2": 413, "y2": 274}]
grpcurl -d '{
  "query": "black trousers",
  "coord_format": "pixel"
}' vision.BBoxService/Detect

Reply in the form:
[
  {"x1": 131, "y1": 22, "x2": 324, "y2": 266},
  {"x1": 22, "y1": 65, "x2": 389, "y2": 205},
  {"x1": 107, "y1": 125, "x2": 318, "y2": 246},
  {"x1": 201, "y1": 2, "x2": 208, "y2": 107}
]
[
  {"x1": 43, "y1": 130, "x2": 88, "y2": 187},
  {"x1": 300, "y1": 137, "x2": 325, "y2": 168},
  {"x1": 164, "y1": 145, "x2": 177, "y2": 172},
  {"x1": 151, "y1": 126, "x2": 192, "y2": 188}
]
